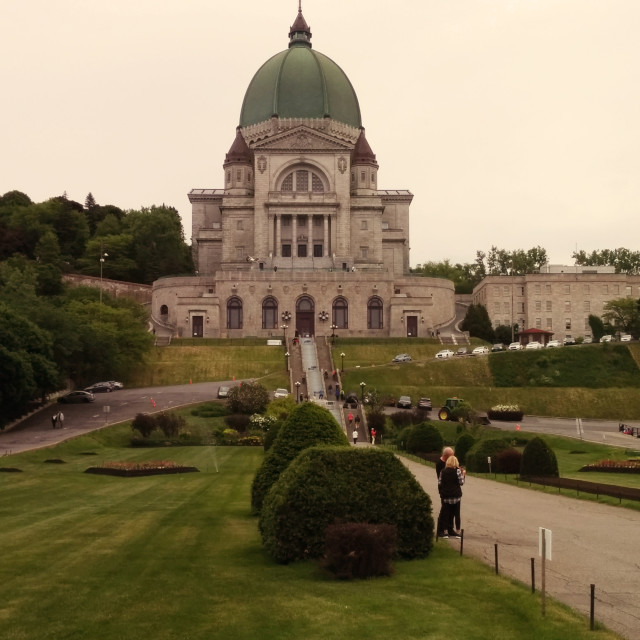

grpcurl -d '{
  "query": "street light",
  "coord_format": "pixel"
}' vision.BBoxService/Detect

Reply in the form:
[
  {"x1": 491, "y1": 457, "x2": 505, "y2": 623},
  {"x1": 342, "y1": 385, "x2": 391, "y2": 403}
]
[
  {"x1": 360, "y1": 381, "x2": 366, "y2": 403},
  {"x1": 295, "y1": 380, "x2": 301, "y2": 403},
  {"x1": 99, "y1": 248, "x2": 108, "y2": 310},
  {"x1": 340, "y1": 352, "x2": 345, "y2": 372},
  {"x1": 285, "y1": 351, "x2": 290, "y2": 370},
  {"x1": 330, "y1": 324, "x2": 338, "y2": 345},
  {"x1": 280, "y1": 324, "x2": 288, "y2": 345}
]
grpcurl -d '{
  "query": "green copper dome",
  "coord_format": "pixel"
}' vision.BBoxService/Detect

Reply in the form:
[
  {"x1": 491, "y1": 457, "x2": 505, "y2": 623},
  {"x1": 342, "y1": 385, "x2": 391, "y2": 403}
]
[{"x1": 239, "y1": 10, "x2": 362, "y2": 129}]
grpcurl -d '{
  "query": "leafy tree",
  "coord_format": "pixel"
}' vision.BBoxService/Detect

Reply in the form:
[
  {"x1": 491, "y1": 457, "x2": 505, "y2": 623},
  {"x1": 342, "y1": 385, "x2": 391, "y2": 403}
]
[
  {"x1": 405, "y1": 423, "x2": 443, "y2": 454},
  {"x1": 573, "y1": 248, "x2": 640, "y2": 274},
  {"x1": 227, "y1": 382, "x2": 270, "y2": 415},
  {"x1": 602, "y1": 298, "x2": 640, "y2": 336},
  {"x1": 494, "y1": 324, "x2": 516, "y2": 345},
  {"x1": 461, "y1": 303, "x2": 494, "y2": 342},
  {"x1": 588, "y1": 314, "x2": 606, "y2": 342}
]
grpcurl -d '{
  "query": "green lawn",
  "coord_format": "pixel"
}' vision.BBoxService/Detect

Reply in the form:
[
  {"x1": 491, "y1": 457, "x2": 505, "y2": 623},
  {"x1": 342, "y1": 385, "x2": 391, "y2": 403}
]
[{"x1": 0, "y1": 431, "x2": 622, "y2": 640}]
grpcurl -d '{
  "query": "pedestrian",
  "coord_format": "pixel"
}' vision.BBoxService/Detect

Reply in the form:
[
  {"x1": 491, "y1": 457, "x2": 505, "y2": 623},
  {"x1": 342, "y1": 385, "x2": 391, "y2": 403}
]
[
  {"x1": 56, "y1": 411, "x2": 64, "y2": 428},
  {"x1": 352, "y1": 428, "x2": 358, "y2": 445},
  {"x1": 438, "y1": 455, "x2": 465, "y2": 539},
  {"x1": 436, "y1": 447, "x2": 454, "y2": 537},
  {"x1": 340, "y1": 389, "x2": 345, "y2": 401},
  {"x1": 370, "y1": 427, "x2": 376, "y2": 445},
  {"x1": 51, "y1": 414, "x2": 58, "y2": 429},
  {"x1": 347, "y1": 412, "x2": 354, "y2": 426}
]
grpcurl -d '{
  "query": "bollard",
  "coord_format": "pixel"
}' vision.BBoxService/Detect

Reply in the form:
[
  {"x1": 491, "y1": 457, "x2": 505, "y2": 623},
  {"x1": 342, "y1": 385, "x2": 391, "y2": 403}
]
[
  {"x1": 590, "y1": 584, "x2": 595, "y2": 630},
  {"x1": 494, "y1": 543, "x2": 499, "y2": 575},
  {"x1": 459, "y1": 529, "x2": 464, "y2": 556},
  {"x1": 531, "y1": 557, "x2": 535, "y2": 593}
]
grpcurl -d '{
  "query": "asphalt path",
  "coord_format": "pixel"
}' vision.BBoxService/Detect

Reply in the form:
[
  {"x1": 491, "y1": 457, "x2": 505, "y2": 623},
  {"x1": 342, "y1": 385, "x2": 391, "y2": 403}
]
[{"x1": 3, "y1": 385, "x2": 640, "y2": 638}]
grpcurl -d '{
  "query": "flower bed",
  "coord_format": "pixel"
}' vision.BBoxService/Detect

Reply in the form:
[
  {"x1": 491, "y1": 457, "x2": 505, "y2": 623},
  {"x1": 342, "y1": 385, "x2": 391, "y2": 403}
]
[
  {"x1": 85, "y1": 461, "x2": 199, "y2": 477},
  {"x1": 487, "y1": 405, "x2": 524, "y2": 421},
  {"x1": 580, "y1": 459, "x2": 640, "y2": 473}
]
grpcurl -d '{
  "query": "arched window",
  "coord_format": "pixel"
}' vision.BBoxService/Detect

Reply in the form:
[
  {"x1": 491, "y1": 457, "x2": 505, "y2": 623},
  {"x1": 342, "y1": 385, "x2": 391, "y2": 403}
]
[
  {"x1": 280, "y1": 168, "x2": 325, "y2": 192},
  {"x1": 262, "y1": 297, "x2": 278, "y2": 330},
  {"x1": 333, "y1": 297, "x2": 348, "y2": 329},
  {"x1": 160, "y1": 304, "x2": 168, "y2": 316},
  {"x1": 367, "y1": 297, "x2": 383, "y2": 329},
  {"x1": 296, "y1": 296, "x2": 314, "y2": 312},
  {"x1": 227, "y1": 297, "x2": 243, "y2": 330}
]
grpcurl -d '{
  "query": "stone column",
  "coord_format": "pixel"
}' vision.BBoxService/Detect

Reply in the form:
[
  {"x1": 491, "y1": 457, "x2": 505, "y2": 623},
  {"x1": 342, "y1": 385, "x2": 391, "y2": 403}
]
[
  {"x1": 308, "y1": 215, "x2": 313, "y2": 255},
  {"x1": 323, "y1": 214, "x2": 329, "y2": 256},
  {"x1": 292, "y1": 215, "x2": 297, "y2": 258},
  {"x1": 275, "y1": 215, "x2": 281, "y2": 257}
]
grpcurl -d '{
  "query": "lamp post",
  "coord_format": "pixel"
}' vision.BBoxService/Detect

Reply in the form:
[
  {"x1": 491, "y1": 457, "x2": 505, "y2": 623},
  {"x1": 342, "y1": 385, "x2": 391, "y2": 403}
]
[
  {"x1": 99, "y1": 247, "x2": 108, "y2": 311},
  {"x1": 280, "y1": 324, "x2": 288, "y2": 345},
  {"x1": 295, "y1": 380, "x2": 301, "y2": 403},
  {"x1": 360, "y1": 381, "x2": 366, "y2": 403},
  {"x1": 285, "y1": 351, "x2": 290, "y2": 371},
  {"x1": 330, "y1": 324, "x2": 338, "y2": 345},
  {"x1": 340, "y1": 352, "x2": 345, "y2": 372}
]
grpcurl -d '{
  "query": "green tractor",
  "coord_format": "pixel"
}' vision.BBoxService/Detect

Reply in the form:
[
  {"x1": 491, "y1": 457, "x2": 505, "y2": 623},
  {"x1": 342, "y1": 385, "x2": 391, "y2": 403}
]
[{"x1": 438, "y1": 397, "x2": 490, "y2": 425}]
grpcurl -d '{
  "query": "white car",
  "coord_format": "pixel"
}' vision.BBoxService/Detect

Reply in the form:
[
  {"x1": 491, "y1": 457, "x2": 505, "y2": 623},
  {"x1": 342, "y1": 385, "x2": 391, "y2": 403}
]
[
  {"x1": 508, "y1": 342, "x2": 522, "y2": 351},
  {"x1": 620, "y1": 334, "x2": 632, "y2": 342},
  {"x1": 273, "y1": 388, "x2": 289, "y2": 398},
  {"x1": 472, "y1": 346, "x2": 489, "y2": 355},
  {"x1": 600, "y1": 335, "x2": 613, "y2": 343},
  {"x1": 435, "y1": 349, "x2": 454, "y2": 359},
  {"x1": 546, "y1": 340, "x2": 561, "y2": 348},
  {"x1": 583, "y1": 336, "x2": 593, "y2": 344},
  {"x1": 525, "y1": 341, "x2": 543, "y2": 350}
]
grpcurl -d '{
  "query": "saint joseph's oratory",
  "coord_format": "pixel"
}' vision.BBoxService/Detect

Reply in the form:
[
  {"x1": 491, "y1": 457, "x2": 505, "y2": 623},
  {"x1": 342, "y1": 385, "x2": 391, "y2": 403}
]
[{"x1": 151, "y1": 7, "x2": 455, "y2": 340}]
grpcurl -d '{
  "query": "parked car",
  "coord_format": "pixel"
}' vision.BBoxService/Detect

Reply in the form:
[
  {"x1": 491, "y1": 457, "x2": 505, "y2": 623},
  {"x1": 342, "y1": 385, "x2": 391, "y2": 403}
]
[
  {"x1": 563, "y1": 336, "x2": 576, "y2": 345},
  {"x1": 435, "y1": 349, "x2": 454, "y2": 359},
  {"x1": 546, "y1": 340, "x2": 561, "y2": 348},
  {"x1": 106, "y1": 380, "x2": 124, "y2": 389},
  {"x1": 417, "y1": 397, "x2": 432, "y2": 410},
  {"x1": 600, "y1": 335, "x2": 613, "y2": 343},
  {"x1": 583, "y1": 336, "x2": 593, "y2": 344},
  {"x1": 84, "y1": 382, "x2": 116, "y2": 393},
  {"x1": 508, "y1": 342, "x2": 522, "y2": 351},
  {"x1": 392, "y1": 353, "x2": 412, "y2": 363},
  {"x1": 472, "y1": 346, "x2": 489, "y2": 355},
  {"x1": 455, "y1": 347, "x2": 468, "y2": 356},
  {"x1": 396, "y1": 395, "x2": 412, "y2": 409},
  {"x1": 620, "y1": 334, "x2": 632, "y2": 342},
  {"x1": 58, "y1": 390, "x2": 95, "y2": 404},
  {"x1": 217, "y1": 385, "x2": 231, "y2": 398},
  {"x1": 491, "y1": 343, "x2": 505, "y2": 352},
  {"x1": 525, "y1": 341, "x2": 543, "y2": 350},
  {"x1": 273, "y1": 388, "x2": 289, "y2": 398}
]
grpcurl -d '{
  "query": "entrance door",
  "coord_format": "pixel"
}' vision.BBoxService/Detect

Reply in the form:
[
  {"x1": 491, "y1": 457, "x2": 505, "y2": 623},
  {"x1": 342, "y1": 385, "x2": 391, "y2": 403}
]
[
  {"x1": 192, "y1": 315, "x2": 204, "y2": 337},
  {"x1": 296, "y1": 296, "x2": 315, "y2": 337},
  {"x1": 406, "y1": 315, "x2": 418, "y2": 337}
]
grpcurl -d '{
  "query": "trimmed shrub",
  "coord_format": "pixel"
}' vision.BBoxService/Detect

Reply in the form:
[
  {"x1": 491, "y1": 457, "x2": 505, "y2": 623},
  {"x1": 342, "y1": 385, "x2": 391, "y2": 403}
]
[
  {"x1": 321, "y1": 522, "x2": 397, "y2": 579},
  {"x1": 395, "y1": 425, "x2": 415, "y2": 451},
  {"x1": 455, "y1": 432, "x2": 475, "y2": 465},
  {"x1": 131, "y1": 413, "x2": 156, "y2": 438},
  {"x1": 259, "y1": 446, "x2": 434, "y2": 564},
  {"x1": 389, "y1": 411, "x2": 414, "y2": 428},
  {"x1": 262, "y1": 421, "x2": 282, "y2": 452},
  {"x1": 520, "y1": 436, "x2": 559, "y2": 477},
  {"x1": 156, "y1": 413, "x2": 185, "y2": 438},
  {"x1": 251, "y1": 403, "x2": 349, "y2": 513},
  {"x1": 405, "y1": 423, "x2": 443, "y2": 455},
  {"x1": 495, "y1": 448, "x2": 522, "y2": 474},
  {"x1": 465, "y1": 438, "x2": 513, "y2": 473},
  {"x1": 224, "y1": 414, "x2": 251, "y2": 432},
  {"x1": 366, "y1": 409, "x2": 386, "y2": 436}
]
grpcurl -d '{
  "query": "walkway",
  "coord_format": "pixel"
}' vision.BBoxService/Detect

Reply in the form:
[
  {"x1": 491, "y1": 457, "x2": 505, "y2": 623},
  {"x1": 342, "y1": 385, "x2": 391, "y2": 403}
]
[{"x1": 404, "y1": 458, "x2": 640, "y2": 640}]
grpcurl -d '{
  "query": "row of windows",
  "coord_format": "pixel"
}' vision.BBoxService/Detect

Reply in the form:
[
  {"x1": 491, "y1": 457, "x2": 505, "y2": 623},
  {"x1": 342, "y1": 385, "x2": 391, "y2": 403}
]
[
  {"x1": 493, "y1": 301, "x2": 593, "y2": 313},
  {"x1": 494, "y1": 317, "x2": 591, "y2": 331},
  {"x1": 226, "y1": 296, "x2": 384, "y2": 330},
  {"x1": 493, "y1": 284, "x2": 634, "y2": 296}
]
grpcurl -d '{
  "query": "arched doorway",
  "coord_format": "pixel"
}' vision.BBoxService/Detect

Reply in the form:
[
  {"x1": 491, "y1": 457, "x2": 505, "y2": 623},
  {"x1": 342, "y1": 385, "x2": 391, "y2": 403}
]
[{"x1": 296, "y1": 296, "x2": 315, "y2": 337}]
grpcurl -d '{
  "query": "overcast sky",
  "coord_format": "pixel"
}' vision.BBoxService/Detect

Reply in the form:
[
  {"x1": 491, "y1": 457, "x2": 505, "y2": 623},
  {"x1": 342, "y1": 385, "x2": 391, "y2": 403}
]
[{"x1": 2, "y1": 0, "x2": 638, "y2": 266}]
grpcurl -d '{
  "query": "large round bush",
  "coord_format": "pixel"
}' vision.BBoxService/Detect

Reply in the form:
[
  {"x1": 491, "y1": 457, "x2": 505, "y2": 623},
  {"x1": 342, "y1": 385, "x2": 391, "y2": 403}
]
[
  {"x1": 251, "y1": 403, "x2": 348, "y2": 513},
  {"x1": 259, "y1": 446, "x2": 434, "y2": 564},
  {"x1": 455, "y1": 432, "x2": 475, "y2": 465},
  {"x1": 406, "y1": 423, "x2": 443, "y2": 455},
  {"x1": 465, "y1": 437, "x2": 513, "y2": 473},
  {"x1": 520, "y1": 436, "x2": 559, "y2": 477}
]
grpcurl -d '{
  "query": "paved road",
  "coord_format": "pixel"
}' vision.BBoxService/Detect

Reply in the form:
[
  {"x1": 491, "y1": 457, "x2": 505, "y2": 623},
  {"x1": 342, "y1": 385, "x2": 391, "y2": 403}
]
[{"x1": 3, "y1": 387, "x2": 640, "y2": 638}]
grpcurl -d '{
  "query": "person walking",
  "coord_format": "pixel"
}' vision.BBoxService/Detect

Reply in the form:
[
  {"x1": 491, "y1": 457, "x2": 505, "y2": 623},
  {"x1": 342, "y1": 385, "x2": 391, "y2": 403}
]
[
  {"x1": 352, "y1": 428, "x2": 358, "y2": 445},
  {"x1": 438, "y1": 455, "x2": 465, "y2": 539},
  {"x1": 348, "y1": 412, "x2": 354, "y2": 427},
  {"x1": 370, "y1": 427, "x2": 376, "y2": 445},
  {"x1": 56, "y1": 411, "x2": 64, "y2": 428},
  {"x1": 51, "y1": 414, "x2": 58, "y2": 429},
  {"x1": 435, "y1": 447, "x2": 454, "y2": 537}
]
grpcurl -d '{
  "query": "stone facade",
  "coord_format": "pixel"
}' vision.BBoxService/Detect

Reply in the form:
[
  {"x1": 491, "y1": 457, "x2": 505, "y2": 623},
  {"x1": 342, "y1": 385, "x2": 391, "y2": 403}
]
[
  {"x1": 472, "y1": 267, "x2": 640, "y2": 340},
  {"x1": 151, "y1": 9, "x2": 456, "y2": 339}
]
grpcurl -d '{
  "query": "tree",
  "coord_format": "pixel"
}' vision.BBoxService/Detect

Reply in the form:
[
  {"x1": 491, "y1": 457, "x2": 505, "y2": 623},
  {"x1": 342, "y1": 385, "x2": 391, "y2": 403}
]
[
  {"x1": 602, "y1": 298, "x2": 640, "y2": 336},
  {"x1": 588, "y1": 314, "x2": 606, "y2": 341},
  {"x1": 460, "y1": 303, "x2": 494, "y2": 342},
  {"x1": 520, "y1": 437, "x2": 559, "y2": 477},
  {"x1": 573, "y1": 248, "x2": 640, "y2": 274},
  {"x1": 227, "y1": 382, "x2": 270, "y2": 415}
]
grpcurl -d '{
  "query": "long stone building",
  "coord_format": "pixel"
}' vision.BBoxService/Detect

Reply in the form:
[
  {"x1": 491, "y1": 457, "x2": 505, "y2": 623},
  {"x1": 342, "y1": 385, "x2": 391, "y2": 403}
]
[
  {"x1": 151, "y1": 6, "x2": 455, "y2": 339},
  {"x1": 472, "y1": 264, "x2": 640, "y2": 341}
]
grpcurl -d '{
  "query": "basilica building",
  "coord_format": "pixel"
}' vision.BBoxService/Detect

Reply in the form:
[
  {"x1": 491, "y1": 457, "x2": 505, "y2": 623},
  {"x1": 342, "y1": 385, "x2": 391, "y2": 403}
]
[{"x1": 151, "y1": 7, "x2": 455, "y2": 339}]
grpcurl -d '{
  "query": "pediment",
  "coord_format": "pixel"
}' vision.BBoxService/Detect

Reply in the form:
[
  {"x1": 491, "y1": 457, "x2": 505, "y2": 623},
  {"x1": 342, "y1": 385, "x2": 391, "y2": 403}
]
[{"x1": 253, "y1": 126, "x2": 352, "y2": 152}]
